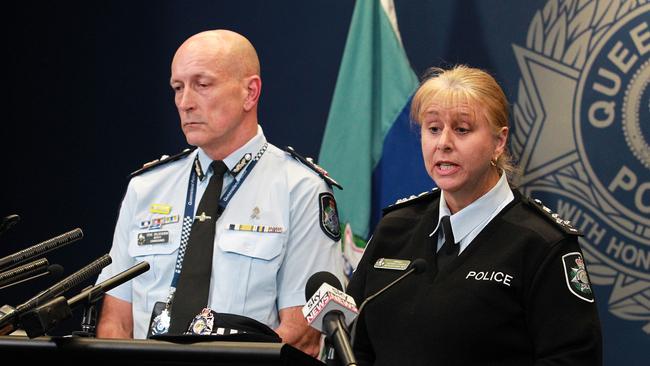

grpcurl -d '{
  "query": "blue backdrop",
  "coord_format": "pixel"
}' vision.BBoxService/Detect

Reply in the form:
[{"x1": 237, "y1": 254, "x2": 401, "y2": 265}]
[{"x1": 1, "y1": 1, "x2": 647, "y2": 364}]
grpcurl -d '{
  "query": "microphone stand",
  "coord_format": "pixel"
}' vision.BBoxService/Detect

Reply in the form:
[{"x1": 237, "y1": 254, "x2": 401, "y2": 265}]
[
  {"x1": 77, "y1": 303, "x2": 98, "y2": 337},
  {"x1": 21, "y1": 285, "x2": 105, "y2": 338},
  {"x1": 323, "y1": 311, "x2": 356, "y2": 366},
  {"x1": 70, "y1": 285, "x2": 105, "y2": 337},
  {"x1": 20, "y1": 261, "x2": 149, "y2": 338},
  {"x1": 324, "y1": 337, "x2": 342, "y2": 366}
]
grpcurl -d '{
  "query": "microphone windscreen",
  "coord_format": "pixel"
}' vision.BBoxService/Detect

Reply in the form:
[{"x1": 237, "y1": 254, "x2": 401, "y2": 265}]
[
  {"x1": 47, "y1": 264, "x2": 64, "y2": 279},
  {"x1": 0, "y1": 215, "x2": 20, "y2": 232},
  {"x1": 305, "y1": 271, "x2": 342, "y2": 301},
  {"x1": 411, "y1": 258, "x2": 428, "y2": 274}
]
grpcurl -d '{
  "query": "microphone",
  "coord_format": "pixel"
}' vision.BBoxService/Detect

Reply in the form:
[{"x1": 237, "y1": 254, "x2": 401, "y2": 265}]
[
  {"x1": 69, "y1": 261, "x2": 149, "y2": 307},
  {"x1": 0, "y1": 263, "x2": 64, "y2": 290},
  {"x1": 0, "y1": 214, "x2": 20, "y2": 237},
  {"x1": 0, "y1": 228, "x2": 83, "y2": 270},
  {"x1": 20, "y1": 261, "x2": 150, "y2": 338},
  {"x1": 0, "y1": 253, "x2": 111, "y2": 335},
  {"x1": 0, "y1": 259, "x2": 64, "y2": 290},
  {"x1": 302, "y1": 272, "x2": 358, "y2": 366},
  {"x1": 349, "y1": 258, "x2": 427, "y2": 346}
]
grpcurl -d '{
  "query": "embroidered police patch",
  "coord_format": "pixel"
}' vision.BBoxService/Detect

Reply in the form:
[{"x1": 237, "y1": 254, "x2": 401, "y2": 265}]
[
  {"x1": 562, "y1": 252, "x2": 594, "y2": 303},
  {"x1": 319, "y1": 192, "x2": 341, "y2": 241},
  {"x1": 188, "y1": 308, "x2": 215, "y2": 335}
]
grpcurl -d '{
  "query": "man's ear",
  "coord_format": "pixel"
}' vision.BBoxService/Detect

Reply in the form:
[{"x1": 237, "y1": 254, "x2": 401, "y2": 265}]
[{"x1": 243, "y1": 75, "x2": 261, "y2": 111}]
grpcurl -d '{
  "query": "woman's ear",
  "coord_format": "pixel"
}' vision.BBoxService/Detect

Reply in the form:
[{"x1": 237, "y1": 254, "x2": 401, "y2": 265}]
[{"x1": 494, "y1": 126, "x2": 508, "y2": 157}]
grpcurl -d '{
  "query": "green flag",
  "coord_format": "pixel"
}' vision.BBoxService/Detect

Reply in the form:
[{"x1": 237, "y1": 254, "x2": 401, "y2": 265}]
[{"x1": 319, "y1": 0, "x2": 418, "y2": 260}]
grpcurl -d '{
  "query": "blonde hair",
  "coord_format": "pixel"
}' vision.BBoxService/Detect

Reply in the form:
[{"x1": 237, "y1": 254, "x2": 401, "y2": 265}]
[{"x1": 410, "y1": 65, "x2": 517, "y2": 180}]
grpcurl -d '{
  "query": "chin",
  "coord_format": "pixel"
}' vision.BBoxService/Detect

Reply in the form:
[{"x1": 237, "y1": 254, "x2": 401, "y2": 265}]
[
  {"x1": 183, "y1": 130, "x2": 204, "y2": 146},
  {"x1": 184, "y1": 137, "x2": 205, "y2": 148},
  {"x1": 433, "y1": 177, "x2": 464, "y2": 194}
]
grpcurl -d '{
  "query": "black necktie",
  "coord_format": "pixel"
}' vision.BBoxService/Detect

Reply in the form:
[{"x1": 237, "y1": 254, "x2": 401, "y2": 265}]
[
  {"x1": 169, "y1": 160, "x2": 229, "y2": 333},
  {"x1": 436, "y1": 215, "x2": 459, "y2": 271}
]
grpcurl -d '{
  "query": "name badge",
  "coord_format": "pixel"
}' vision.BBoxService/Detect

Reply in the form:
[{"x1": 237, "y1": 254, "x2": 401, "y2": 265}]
[
  {"x1": 373, "y1": 258, "x2": 411, "y2": 270},
  {"x1": 137, "y1": 231, "x2": 170, "y2": 245}
]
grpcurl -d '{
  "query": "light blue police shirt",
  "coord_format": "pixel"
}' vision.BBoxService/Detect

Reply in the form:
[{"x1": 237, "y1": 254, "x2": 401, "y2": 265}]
[
  {"x1": 96, "y1": 126, "x2": 344, "y2": 339},
  {"x1": 431, "y1": 173, "x2": 514, "y2": 254}
]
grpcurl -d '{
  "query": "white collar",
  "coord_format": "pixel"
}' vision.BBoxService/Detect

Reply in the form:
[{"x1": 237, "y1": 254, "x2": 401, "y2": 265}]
[
  {"x1": 430, "y1": 172, "x2": 511, "y2": 240},
  {"x1": 196, "y1": 125, "x2": 266, "y2": 178}
]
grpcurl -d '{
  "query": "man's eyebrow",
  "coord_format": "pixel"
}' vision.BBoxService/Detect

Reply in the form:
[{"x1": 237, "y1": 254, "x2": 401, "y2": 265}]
[{"x1": 170, "y1": 71, "x2": 215, "y2": 82}]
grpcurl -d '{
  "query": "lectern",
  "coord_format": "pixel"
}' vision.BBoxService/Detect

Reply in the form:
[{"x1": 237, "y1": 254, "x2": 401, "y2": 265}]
[{"x1": 0, "y1": 335, "x2": 324, "y2": 366}]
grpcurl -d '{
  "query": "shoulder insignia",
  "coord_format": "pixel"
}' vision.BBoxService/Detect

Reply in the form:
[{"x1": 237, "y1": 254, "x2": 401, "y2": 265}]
[
  {"x1": 283, "y1": 146, "x2": 343, "y2": 190},
  {"x1": 129, "y1": 148, "x2": 196, "y2": 178},
  {"x1": 562, "y1": 252, "x2": 594, "y2": 302},
  {"x1": 382, "y1": 188, "x2": 440, "y2": 215},
  {"x1": 319, "y1": 192, "x2": 341, "y2": 241},
  {"x1": 524, "y1": 196, "x2": 583, "y2": 236}
]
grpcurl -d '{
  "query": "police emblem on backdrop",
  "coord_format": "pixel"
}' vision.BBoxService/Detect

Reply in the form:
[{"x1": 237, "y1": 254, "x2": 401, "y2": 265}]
[
  {"x1": 562, "y1": 252, "x2": 594, "y2": 302},
  {"x1": 319, "y1": 192, "x2": 341, "y2": 241},
  {"x1": 512, "y1": 1, "x2": 650, "y2": 332}
]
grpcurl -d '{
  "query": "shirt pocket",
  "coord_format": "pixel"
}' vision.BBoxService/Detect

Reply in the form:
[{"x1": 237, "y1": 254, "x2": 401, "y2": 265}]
[
  {"x1": 214, "y1": 230, "x2": 286, "y2": 311},
  {"x1": 217, "y1": 230, "x2": 284, "y2": 260}
]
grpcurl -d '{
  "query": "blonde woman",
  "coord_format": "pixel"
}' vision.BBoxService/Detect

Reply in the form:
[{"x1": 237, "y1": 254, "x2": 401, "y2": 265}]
[{"x1": 347, "y1": 65, "x2": 602, "y2": 366}]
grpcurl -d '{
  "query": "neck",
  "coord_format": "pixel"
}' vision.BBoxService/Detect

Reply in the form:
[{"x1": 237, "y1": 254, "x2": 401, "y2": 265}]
[
  {"x1": 444, "y1": 170, "x2": 501, "y2": 214},
  {"x1": 202, "y1": 120, "x2": 258, "y2": 161}
]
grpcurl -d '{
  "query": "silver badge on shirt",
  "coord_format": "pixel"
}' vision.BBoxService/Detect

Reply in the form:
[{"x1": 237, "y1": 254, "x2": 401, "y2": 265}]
[
  {"x1": 149, "y1": 301, "x2": 171, "y2": 336},
  {"x1": 373, "y1": 258, "x2": 411, "y2": 271}
]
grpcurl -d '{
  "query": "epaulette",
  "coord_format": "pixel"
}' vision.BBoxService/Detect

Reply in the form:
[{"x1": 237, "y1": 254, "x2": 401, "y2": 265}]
[
  {"x1": 283, "y1": 146, "x2": 343, "y2": 190},
  {"x1": 129, "y1": 147, "x2": 196, "y2": 178},
  {"x1": 382, "y1": 188, "x2": 440, "y2": 215},
  {"x1": 523, "y1": 196, "x2": 582, "y2": 236}
]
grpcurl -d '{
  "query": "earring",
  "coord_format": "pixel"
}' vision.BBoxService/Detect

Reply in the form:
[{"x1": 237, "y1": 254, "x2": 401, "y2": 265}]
[{"x1": 490, "y1": 159, "x2": 497, "y2": 167}]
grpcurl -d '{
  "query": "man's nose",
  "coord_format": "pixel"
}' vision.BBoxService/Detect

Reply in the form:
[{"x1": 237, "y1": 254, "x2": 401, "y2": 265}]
[{"x1": 177, "y1": 89, "x2": 196, "y2": 112}]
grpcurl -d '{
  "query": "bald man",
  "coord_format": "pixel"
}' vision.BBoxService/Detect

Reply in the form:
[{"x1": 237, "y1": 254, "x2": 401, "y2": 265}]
[{"x1": 95, "y1": 30, "x2": 343, "y2": 356}]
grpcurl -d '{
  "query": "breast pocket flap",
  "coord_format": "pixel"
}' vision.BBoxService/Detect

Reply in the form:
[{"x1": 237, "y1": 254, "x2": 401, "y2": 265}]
[{"x1": 218, "y1": 230, "x2": 284, "y2": 261}]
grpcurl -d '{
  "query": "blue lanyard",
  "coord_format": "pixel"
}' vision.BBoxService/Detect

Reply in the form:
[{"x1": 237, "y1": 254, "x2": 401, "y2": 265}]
[
  {"x1": 166, "y1": 144, "x2": 267, "y2": 302},
  {"x1": 218, "y1": 151, "x2": 262, "y2": 213}
]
